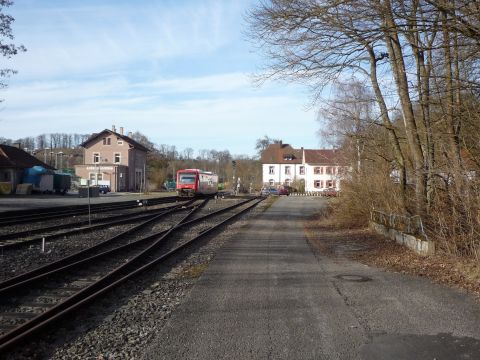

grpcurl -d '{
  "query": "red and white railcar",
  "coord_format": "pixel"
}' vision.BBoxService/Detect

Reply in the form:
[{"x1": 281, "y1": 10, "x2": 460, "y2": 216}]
[{"x1": 176, "y1": 169, "x2": 218, "y2": 197}]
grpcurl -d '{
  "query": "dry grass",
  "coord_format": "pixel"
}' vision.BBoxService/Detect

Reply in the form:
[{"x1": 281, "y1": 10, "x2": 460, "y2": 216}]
[
  {"x1": 305, "y1": 213, "x2": 480, "y2": 300},
  {"x1": 176, "y1": 263, "x2": 209, "y2": 279},
  {"x1": 261, "y1": 195, "x2": 278, "y2": 211}
]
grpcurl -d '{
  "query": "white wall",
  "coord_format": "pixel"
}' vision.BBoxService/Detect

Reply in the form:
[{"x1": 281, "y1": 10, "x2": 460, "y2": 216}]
[{"x1": 262, "y1": 163, "x2": 343, "y2": 192}]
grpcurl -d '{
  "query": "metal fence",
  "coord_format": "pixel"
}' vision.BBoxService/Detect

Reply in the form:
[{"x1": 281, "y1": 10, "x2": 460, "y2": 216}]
[{"x1": 370, "y1": 209, "x2": 428, "y2": 240}]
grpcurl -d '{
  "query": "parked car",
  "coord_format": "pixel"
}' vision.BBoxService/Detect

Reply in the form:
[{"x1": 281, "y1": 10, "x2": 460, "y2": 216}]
[
  {"x1": 261, "y1": 187, "x2": 279, "y2": 196},
  {"x1": 278, "y1": 186, "x2": 290, "y2": 196},
  {"x1": 322, "y1": 188, "x2": 338, "y2": 197},
  {"x1": 268, "y1": 187, "x2": 279, "y2": 195},
  {"x1": 99, "y1": 185, "x2": 111, "y2": 194}
]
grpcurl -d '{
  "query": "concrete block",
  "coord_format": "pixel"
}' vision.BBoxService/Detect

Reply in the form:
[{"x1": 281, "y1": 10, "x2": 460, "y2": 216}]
[{"x1": 370, "y1": 220, "x2": 435, "y2": 256}]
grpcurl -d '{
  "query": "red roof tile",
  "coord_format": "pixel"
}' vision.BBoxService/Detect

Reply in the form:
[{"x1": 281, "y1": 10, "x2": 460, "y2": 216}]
[
  {"x1": 81, "y1": 129, "x2": 150, "y2": 152},
  {"x1": 303, "y1": 149, "x2": 340, "y2": 165},
  {"x1": 260, "y1": 143, "x2": 302, "y2": 164}
]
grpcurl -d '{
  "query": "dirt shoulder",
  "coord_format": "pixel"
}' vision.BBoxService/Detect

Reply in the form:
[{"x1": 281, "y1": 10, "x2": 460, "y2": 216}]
[{"x1": 305, "y1": 213, "x2": 480, "y2": 300}]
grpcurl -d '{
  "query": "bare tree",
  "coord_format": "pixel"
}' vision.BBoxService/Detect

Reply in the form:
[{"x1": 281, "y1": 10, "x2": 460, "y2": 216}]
[
  {"x1": 254, "y1": 135, "x2": 281, "y2": 157},
  {"x1": 0, "y1": 1, "x2": 25, "y2": 93}
]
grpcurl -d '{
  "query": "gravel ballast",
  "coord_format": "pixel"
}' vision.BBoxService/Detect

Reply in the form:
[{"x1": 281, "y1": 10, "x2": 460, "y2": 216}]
[{"x1": 5, "y1": 197, "x2": 266, "y2": 359}]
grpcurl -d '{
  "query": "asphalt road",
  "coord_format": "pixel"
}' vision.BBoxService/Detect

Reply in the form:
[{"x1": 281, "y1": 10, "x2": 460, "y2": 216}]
[{"x1": 143, "y1": 196, "x2": 480, "y2": 359}]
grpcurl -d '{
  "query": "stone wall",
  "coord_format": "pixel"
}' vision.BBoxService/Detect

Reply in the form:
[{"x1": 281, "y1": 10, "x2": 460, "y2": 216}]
[{"x1": 370, "y1": 221, "x2": 435, "y2": 256}]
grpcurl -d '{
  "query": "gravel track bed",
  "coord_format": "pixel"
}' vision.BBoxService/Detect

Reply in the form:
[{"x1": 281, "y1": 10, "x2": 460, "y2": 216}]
[
  {"x1": 0, "y1": 202, "x2": 180, "y2": 237},
  {"x1": 187, "y1": 197, "x2": 246, "y2": 220},
  {"x1": 5, "y1": 198, "x2": 266, "y2": 359},
  {"x1": 0, "y1": 210, "x2": 190, "y2": 283},
  {"x1": 0, "y1": 224, "x2": 134, "y2": 282}
]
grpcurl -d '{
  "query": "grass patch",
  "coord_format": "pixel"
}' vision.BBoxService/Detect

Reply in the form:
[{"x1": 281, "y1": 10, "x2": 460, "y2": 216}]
[
  {"x1": 261, "y1": 195, "x2": 278, "y2": 211},
  {"x1": 177, "y1": 263, "x2": 209, "y2": 279}
]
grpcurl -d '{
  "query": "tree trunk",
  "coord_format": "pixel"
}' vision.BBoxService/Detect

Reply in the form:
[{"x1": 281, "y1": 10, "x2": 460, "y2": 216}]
[{"x1": 380, "y1": 0, "x2": 427, "y2": 214}]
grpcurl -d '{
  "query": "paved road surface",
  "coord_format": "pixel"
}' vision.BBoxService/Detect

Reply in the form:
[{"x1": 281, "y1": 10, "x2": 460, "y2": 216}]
[{"x1": 143, "y1": 197, "x2": 480, "y2": 359}]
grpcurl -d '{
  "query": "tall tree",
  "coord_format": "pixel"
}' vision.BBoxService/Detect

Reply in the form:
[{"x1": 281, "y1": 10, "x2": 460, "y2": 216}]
[{"x1": 255, "y1": 135, "x2": 281, "y2": 156}]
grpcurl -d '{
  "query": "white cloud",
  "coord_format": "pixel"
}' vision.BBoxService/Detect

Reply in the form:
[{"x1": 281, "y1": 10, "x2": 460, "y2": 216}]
[
  {"x1": 0, "y1": 73, "x2": 318, "y2": 155},
  {"x1": 1, "y1": 1, "x2": 321, "y2": 155},
  {"x1": 10, "y1": 1, "x2": 244, "y2": 79}
]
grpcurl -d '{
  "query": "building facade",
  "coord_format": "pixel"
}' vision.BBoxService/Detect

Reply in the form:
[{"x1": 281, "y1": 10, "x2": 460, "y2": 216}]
[
  {"x1": 261, "y1": 142, "x2": 344, "y2": 192},
  {"x1": 75, "y1": 126, "x2": 149, "y2": 192}
]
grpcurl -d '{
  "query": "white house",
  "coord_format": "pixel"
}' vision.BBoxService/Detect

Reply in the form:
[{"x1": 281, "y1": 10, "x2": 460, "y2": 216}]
[{"x1": 261, "y1": 142, "x2": 344, "y2": 192}]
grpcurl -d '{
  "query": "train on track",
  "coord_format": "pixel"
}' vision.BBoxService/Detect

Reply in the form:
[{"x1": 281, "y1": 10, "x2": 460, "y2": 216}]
[{"x1": 176, "y1": 169, "x2": 218, "y2": 197}]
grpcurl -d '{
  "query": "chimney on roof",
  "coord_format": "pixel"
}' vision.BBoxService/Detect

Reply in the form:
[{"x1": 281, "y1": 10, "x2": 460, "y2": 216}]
[
  {"x1": 127, "y1": 131, "x2": 132, "y2": 138},
  {"x1": 120, "y1": 127, "x2": 124, "y2": 135},
  {"x1": 112, "y1": 125, "x2": 116, "y2": 132}
]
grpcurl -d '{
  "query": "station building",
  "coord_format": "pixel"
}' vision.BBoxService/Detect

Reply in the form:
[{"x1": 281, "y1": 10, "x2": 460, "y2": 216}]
[
  {"x1": 74, "y1": 126, "x2": 149, "y2": 192},
  {"x1": 260, "y1": 141, "x2": 344, "y2": 192}
]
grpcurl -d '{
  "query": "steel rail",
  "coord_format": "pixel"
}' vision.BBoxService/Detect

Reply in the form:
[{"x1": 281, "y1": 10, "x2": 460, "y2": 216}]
[
  {"x1": 0, "y1": 197, "x2": 183, "y2": 227},
  {"x1": 0, "y1": 197, "x2": 261, "y2": 352},
  {"x1": 0, "y1": 198, "x2": 249, "y2": 292},
  {"x1": 0, "y1": 201, "x2": 205, "y2": 350},
  {"x1": 0, "y1": 201, "x2": 190, "y2": 245},
  {"x1": 0, "y1": 196, "x2": 179, "y2": 220},
  {"x1": 0, "y1": 201, "x2": 198, "y2": 292}
]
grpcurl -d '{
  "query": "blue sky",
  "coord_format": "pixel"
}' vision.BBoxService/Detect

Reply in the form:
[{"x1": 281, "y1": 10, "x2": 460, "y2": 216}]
[{"x1": 0, "y1": 0, "x2": 321, "y2": 156}]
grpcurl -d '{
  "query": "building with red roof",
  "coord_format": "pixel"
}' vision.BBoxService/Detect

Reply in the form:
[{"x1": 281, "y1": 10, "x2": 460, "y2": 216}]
[
  {"x1": 0, "y1": 144, "x2": 55, "y2": 194},
  {"x1": 260, "y1": 141, "x2": 344, "y2": 192}
]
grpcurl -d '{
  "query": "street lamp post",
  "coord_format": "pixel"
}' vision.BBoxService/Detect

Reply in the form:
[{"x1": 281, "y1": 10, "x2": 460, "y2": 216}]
[
  {"x1": 54, "y1": 151, "x2": 64, "y2": 170},
  {"x1": 44, "y1": 148, "x2": 50, "y2": 164},
  {"x1": 59, "y1": 151, "x2": 64, "y2": 171}
]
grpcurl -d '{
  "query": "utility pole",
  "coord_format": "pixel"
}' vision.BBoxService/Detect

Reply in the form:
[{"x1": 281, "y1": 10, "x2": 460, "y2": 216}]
[{"x1": 232, "y1": 160, "x2": 236, "y2": 193}]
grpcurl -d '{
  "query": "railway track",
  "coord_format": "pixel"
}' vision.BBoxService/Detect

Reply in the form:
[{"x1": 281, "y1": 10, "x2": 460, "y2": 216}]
[
  {"x1": 0, "y1": 200, "x2": 193, "y2": 249},
  {"x1": 0, "y1": 196, "x2": 181, "y2": 227},
  {"x1": 0, "y1": 196, "x2": 262, "y2": 353}
]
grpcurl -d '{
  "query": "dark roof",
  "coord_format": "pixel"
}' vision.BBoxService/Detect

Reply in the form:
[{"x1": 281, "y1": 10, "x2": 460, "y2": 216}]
[
  {"x1": 260, "y1": 143, "x2": 302, "y2": 164},
  {"x1": 80, "y1": 129, "x2": 150, "y2": 152},
  {"x1": 303, "y1": 149, "x2": 340, "y2": 165},
  {"x1": 0, "y1": 145, "x2": 55, "y2": 169}
]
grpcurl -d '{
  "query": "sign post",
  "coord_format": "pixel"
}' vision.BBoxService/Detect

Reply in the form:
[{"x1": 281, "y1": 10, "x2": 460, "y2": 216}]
[{"x1": 87, "y1": 179, "x2": 92, "y2": 226}]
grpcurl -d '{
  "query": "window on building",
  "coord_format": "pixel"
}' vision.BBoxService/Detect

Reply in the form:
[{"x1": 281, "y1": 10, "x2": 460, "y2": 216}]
[
  {"x1": 102, "y1": 138, "x2": 106, "y2": 145},
  {"x1": 114, "y1": 153, "x2": 121, "y2": 164},
  {"x1": 117, "y1": 140, "x2": 123, "y2": 145},
  {"x1": 285, "y1": 166, "x2": 291, "y2": 175},
  {"x1": 326, "y1": 180, "x2": 333, "y2": 188},
  {"x1": 93, "y1": 153, "x2": 100, "y2": 163},
  {"x1": 299, "y1": 166, "x2": 305, "y2": 175},
  {"x1": 326, "y1": 167, "x2": 332, "y2": 174},
  {"x1": 314, "y1": 167, "x2": 322, "y2": 175},
  {"x1": 89, "y1": 173, "x2": 103, "y2": 182},
  {"x1": 269, "y1": 166, "x2": 275, "y2": 175},
  {"x1": 269, "y1": 179, "x2": 275, "y2": 186},
  {"x1": 283, "y1": 154, "x2": 294, "y2": 160},
  {"x1": 103, "y1": 137, "x2": 111, "y2": 145},
  {"x1": 314, "y1": 180, "x2": 321, "y2": 188}
]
